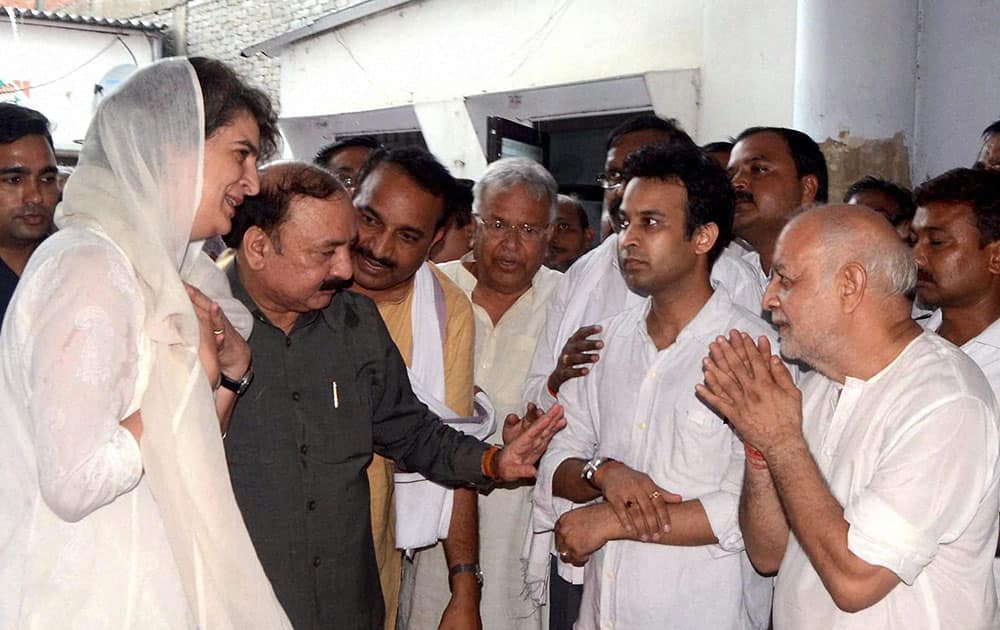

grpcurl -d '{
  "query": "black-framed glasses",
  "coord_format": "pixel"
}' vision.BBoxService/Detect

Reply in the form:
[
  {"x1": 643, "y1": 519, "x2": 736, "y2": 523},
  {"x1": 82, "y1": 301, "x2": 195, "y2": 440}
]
[{"x1": 596, "y1": 170, "x2": 626, "y2": 190}]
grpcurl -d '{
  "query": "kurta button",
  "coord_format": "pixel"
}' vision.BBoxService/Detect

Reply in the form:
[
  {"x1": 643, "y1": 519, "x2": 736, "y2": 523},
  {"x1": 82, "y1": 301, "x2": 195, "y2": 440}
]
[
  {"x1": 300, "y1": 444, "x2": 309, "y2": 455},
  {"x1": 285, "y1": 337, "x2": 292, "y2": 347},
  {"x1": 312, "y1": 556, "x2": 321, "y2": 567},
  {"x1": 307, "y1": 499, "x2": 317, "y2": 511},
  {"x1": 292, "y1": 391, "x2": 301, "y2": 401}
]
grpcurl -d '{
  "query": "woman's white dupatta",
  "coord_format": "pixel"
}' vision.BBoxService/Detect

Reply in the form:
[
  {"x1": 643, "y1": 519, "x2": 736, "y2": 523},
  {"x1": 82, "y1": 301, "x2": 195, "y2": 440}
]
[{"x1": 56, "y1": 58, "x2": 291, "y2": 628}]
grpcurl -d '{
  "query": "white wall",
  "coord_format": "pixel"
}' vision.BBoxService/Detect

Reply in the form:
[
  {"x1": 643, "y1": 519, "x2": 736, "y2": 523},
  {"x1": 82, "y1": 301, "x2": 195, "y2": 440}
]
[
  {"x1": 0, "y1": 18, "x2": 160, "y2": 153},
  {"x1": 700, "y1": 0, "x2": 797, "y2": 142},
  {"x1": 279, "y1": 0, "x2": 798, "y2": 148},
  {"x1": 914, "y1": 0, "x2": 1000, "y2": 182}
]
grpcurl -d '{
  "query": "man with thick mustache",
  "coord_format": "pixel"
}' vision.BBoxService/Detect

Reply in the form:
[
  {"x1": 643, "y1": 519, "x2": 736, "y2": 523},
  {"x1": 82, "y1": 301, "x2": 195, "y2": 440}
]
[
  {"x1": 726, "y1": 126, "x2": 829, "y2": 281},
  {"x1": 909, "y1": 167, "x2": 1000, "y2": 600},
  {"x1": 348, "y1": 147, "x2": 486, "y2": 630},
  {"x1": 221, "y1": 162, "x2": 567, "y2": 630},
  {"x1": 0, "y1": 103, "x2": 59, "y2": 326}
]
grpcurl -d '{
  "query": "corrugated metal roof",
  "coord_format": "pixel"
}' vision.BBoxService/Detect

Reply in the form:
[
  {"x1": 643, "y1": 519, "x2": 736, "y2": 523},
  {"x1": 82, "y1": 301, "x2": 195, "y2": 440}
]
[{"x1": 1, "y1": 6, "x2": 168, "y2": 33}]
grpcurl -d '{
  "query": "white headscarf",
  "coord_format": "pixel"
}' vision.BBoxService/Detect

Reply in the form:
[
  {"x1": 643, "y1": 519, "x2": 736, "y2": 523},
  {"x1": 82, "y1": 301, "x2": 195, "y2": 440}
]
[{"x1": 56, "y1": 58, "x2": 291, "y2": 629}]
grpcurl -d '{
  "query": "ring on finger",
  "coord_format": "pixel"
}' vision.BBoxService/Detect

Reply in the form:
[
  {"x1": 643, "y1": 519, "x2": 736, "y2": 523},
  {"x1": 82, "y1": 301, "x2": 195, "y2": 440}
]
[
  {"x1": 559, "y1": 550, "x2": 569, "y2": 559},
  {"x1": 562, "y1": 353, "x2": 570, "y2": 367},
  {"x1": 212, "y1": 328, "x2": 225, "y2": 335},
  {"x1": 650, "y1": 491, "x2": 660, "y2": 500}
]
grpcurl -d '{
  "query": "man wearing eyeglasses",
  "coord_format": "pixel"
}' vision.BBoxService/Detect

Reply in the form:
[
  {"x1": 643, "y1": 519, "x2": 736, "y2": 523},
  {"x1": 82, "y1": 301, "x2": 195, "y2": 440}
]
[
  {"x1": 314, "y1": 135, "x2": 381, "y2": 195},
  {"x1": 544, "y1": 194, "x2": 594, "y2": 273},
  {"x1": 438, "y1": 157, "x2": 562, "y2": 630}
]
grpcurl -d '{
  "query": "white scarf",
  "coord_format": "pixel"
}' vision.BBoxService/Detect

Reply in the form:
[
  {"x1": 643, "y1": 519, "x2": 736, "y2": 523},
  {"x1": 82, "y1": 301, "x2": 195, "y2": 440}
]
[
  {"x1": 394, "y1": 263, "x2": 495, "y2": 552},
  {"x1": 56, "y1": 58, "x2": 290, "y2": 629}
]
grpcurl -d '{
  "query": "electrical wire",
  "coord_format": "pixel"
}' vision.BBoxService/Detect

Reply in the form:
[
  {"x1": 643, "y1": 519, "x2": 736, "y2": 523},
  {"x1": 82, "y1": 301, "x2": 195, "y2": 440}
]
[{"x1": 0, "y1": 37, "x2": 119, "y2": 96}]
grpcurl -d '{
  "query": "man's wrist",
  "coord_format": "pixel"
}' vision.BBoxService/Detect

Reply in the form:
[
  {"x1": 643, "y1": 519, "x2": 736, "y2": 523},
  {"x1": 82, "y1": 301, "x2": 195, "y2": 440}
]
[
  {"x1": 546, "y1": 373, "x2": 560, "y2": 398},
  {"x1": 481, "y1": 446, "x2": 502, "y2": 481},
  {"x1": 760, "y1": 433, "x2": 808, "y2": 468},
  {"x1": 448, "y1": 563, "x2": 484, "y2": 594}
]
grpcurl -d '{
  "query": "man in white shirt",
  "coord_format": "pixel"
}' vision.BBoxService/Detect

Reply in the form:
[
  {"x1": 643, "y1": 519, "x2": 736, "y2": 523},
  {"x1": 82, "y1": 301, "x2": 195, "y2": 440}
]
[
  {"x1": 910, "y1": 166, "x2": 1000, "y2": 598},
  {"x1": 700, "y1": 205, "x2": 1000, "y2": 629},
  {"x1": 536, "y1": 144, "x2": 776, "y2": 629},
  {"x1": 438, "y1": 157, "x2": 562, "y2": 629}
]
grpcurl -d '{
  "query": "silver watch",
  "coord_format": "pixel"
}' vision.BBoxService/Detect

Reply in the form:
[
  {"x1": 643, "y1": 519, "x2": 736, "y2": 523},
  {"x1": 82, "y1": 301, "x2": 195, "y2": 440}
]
[{"x1": 582, "y1": 456, "x2": 617, "y2": 487}]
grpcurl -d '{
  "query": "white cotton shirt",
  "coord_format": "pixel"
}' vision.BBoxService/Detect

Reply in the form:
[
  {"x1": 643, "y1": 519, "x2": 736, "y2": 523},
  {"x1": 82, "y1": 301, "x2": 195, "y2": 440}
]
[
  {"x1": 520, "y1": 236, "x2": 769, "y2": 590},
  {"x1": 0, "y1": 228, "x2": 194, "y2": 628},
  {"x1": 773, "y1": 332, "x2": 1000, "y2": 630},
  {"x1": 523, "y1": 237, "x2": 767, "y2": 412},
  {"x1": 536, "y1": 290, "x2": 779, "y2": 630},
  {"x1": 438, "y1": 257, "x2": 562, "y2": 630}
]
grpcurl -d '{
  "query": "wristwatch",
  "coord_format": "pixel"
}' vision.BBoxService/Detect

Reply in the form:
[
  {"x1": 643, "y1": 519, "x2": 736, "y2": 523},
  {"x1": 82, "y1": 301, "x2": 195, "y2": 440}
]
[
  {"x1": 219, "y1": 366, "x2": 254, "y2": 396},
  {"x1": 448, "y1": 563, "x2": 484, "y2": 588},
  {"x1": 582, "y1": 456, "x2": 617, "y2": 487}
]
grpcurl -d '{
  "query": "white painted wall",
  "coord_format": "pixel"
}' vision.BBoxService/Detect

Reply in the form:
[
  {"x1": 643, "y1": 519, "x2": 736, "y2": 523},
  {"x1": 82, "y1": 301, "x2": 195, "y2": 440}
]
[
  {"x1": 914, "y1": 0, "x2": 1000, "y2": 182},
  {"x1": 0, "y1": 18, "x2": 160, "y2": 153},
  {"x1": 793, "y1": 0, "x2": 917, "y2": 144},
  {"x1": 278, "y1": 0, "x2": 799, "y2": 152},
  {"x1": 700, "y1": 0, "x2": 797, "y2": 141}
]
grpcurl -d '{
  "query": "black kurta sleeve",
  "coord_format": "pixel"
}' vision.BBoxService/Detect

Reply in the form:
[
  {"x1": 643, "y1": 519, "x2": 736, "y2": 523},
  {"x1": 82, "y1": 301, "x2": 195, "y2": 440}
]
[{"x1": 346, "y1": 293, "x2": 492, "y2": 488}]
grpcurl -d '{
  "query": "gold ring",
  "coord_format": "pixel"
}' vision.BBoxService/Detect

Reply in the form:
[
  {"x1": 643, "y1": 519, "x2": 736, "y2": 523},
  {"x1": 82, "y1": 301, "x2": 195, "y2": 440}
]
[
  {"x1": 212, "y1": 328, "x2": 225, "y2": 335},
  {"x1": 559, "y1": 550, "x2": 569, "y2": 559},
  {"x1": 650, "y1": 491, "x2": 660, "y2": 500},
  {"x1": 561, "y1": 353, "x2": 569, "y2": 367}
]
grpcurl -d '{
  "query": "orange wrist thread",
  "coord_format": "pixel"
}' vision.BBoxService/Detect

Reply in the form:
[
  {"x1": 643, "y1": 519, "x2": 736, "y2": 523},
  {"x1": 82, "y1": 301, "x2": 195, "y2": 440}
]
[{"x1": 482, "y1": 446, "x2": 502, "y2": 480}]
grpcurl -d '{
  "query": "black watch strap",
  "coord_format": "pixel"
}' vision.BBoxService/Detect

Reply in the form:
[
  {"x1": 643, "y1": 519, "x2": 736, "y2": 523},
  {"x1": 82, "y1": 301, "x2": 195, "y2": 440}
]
[
  {"x1": 219, "y1": 367, "x2": 254, "y2": 396},
  {"x1": 448, "y1": 563, "x2": 484, "y2": 588}
]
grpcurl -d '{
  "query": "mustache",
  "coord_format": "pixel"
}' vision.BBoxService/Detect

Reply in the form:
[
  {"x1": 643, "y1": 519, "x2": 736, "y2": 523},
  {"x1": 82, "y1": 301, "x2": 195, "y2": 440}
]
[
  {"x1": 320, "y1": 276, "x2": 352, "y2": 291},
  {"x1": 15, "y1": 203, "x2": 54, "y2": 216},
  {"x1": 352, "y1": 242, "x2": 397, "y2": 271},
  {"x1": 734, "y1": 190, "x2": 755, "y2": 205},
  {"x1": 916, "y1": 270, "x2": 934, "y2": 283}
]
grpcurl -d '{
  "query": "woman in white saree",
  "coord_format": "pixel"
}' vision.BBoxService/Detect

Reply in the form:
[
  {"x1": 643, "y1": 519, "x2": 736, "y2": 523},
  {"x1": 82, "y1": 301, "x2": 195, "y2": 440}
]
[{"x1": 0, "y1": 57, "x2": 292, "y2": 628}]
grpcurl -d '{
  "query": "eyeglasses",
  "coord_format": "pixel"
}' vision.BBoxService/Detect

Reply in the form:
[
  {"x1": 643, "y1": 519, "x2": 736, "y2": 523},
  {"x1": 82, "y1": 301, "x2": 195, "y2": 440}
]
[
  {"x1": 552, "y1": 222, "x2": 580, "y2": 233},
  {"x1": 337, "y1": 174, "x2": 355, "y2": 188},
  {"x1": 596, "y1": 170, "x2": 626, "y2": 190},
  {"x1": 477, "y1": 216, "x2": 549, "y2": 241}
]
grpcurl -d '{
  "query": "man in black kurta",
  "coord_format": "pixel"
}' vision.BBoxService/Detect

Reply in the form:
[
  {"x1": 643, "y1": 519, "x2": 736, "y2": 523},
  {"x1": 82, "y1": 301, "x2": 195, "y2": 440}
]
[{"x1": 221, "y1": 162, "x2": 563, "y2": 630}]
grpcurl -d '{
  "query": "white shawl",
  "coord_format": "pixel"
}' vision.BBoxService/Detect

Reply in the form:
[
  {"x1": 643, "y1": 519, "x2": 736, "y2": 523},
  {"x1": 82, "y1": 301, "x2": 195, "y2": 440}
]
[{"x1": 394, "y1": 262, "x2": 495, "y2": 552}]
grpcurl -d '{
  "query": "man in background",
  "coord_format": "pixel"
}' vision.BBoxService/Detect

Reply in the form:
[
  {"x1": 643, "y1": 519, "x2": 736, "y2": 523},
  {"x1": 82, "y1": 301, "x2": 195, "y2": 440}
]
[{"x1": 544, "y1": 194, "x2": 593, "y2": 272}]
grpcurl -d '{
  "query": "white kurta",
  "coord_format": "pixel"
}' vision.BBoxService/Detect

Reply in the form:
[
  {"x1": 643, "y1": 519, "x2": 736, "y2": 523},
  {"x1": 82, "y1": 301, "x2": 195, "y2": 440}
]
[
  {"x1": 0, "y1": 228, "x2": 194, "y2": 628},
  {"x1": 520, "y1": 236, "x2": 768, "y2": 594},
  {"x1": 922, "y1": 311, "x2": 1000, "y2": 606},
  {"x1": 774, "y1": 332, "x2": 1000, "y2": 630},
  {"x1": 536, "y1": 291, "x2": 776, "y2": 630},
  {"x1": 439, "y1": 258, "x2": 562, "y2": 630}
]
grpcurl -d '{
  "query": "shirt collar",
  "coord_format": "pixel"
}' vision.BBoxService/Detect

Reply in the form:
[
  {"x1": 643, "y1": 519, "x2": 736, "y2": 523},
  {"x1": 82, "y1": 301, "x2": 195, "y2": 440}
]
[
  {"x1": 620, "y1": 289, "x2": 736, "y2": 345},
  {"x1": 226, "y1": 259, "x2": 323, "y2": 333}
]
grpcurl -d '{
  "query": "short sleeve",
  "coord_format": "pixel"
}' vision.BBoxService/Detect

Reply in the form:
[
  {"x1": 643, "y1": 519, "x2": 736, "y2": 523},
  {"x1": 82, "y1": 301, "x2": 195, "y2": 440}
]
[
  {"x1": 16, "y1": 239, "x2": 146, "y2": 522},
  {"x1": 845, "y1": 396, "x2": 997, "y2": 584}
]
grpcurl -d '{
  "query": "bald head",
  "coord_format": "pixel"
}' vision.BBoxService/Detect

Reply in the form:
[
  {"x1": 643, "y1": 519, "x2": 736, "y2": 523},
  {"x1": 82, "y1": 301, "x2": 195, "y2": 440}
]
[{"x1": 783, "y1": 205, "x2": 917, "y2": 298}]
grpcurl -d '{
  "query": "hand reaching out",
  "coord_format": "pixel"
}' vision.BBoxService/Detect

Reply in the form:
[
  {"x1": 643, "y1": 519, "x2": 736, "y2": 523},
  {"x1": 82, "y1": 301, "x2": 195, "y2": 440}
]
[
  {"x1": 494, "y1": 404, "x2": 567, "y2": 481},
  {"x1": 547, "y1": 325, "x2": 603, "y2": 395}
]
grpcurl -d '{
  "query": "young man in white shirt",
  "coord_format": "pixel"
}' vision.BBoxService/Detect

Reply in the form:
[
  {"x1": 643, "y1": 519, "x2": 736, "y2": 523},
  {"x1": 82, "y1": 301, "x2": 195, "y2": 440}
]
[
  {"x1": 700, "y1": 205, "x2": 1000, "y2": 629},
  {"x1": 536, "y1": 144, "x2": 778, "y2": 629}
]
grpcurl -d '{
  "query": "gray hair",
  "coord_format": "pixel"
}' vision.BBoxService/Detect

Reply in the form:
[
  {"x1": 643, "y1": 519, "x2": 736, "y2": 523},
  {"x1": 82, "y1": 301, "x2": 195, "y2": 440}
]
[
  {"x1": 473, "y1": 157, "x2": 559, "y2": 221},
  {"x1": 802, "y1": 206, "x2": 917, "y2": 296}
]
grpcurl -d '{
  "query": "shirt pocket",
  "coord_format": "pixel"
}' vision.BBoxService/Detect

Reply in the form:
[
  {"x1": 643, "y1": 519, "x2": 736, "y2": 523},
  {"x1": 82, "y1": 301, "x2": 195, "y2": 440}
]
[
  {"x1": 670, "y1": 405, "x2": 732, "y2": 484},
  {"x1": 309, "y1": 374, "x2": 374, "y2": 466}
]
